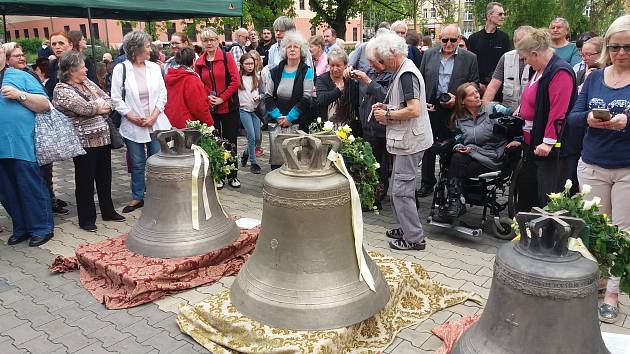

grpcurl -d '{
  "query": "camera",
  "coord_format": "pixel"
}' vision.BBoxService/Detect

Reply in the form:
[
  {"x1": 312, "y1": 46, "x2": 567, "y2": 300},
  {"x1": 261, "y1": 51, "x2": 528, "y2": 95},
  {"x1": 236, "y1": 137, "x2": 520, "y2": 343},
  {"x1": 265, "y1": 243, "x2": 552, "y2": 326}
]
[{"x1": 438, "y1": 92, "x2": 451, "y2": 103}]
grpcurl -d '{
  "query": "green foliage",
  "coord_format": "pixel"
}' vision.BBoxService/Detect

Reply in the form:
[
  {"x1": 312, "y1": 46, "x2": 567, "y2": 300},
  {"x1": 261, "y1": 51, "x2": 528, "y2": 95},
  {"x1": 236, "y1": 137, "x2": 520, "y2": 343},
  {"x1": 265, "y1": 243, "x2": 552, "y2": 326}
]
[
  {"x1": 186, "y1": 121, "x2": 238, "y2": 182},
  {"x1": 245, "y1": 0, "x2": 296, "y2": 30},
  {"x1": 473, "y1": 0, "x2": 557, "y2": 37},
  {"x1": 544, "y1": 183, "x2": 630, "y2": 294},
  {"x1": 309, "y1": 0, "x2": 358, "y2": 41},
  {"x1": 16, "y1": 38, "x2": 43, "y2": 54}
]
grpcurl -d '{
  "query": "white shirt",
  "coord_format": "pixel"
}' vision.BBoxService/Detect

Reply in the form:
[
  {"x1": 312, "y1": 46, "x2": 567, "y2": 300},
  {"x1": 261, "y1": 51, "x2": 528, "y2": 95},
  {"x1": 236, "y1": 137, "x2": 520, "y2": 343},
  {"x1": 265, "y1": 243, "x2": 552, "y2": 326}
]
[{"x1": 111, "y1": 60, "x2": 172, "y2": 143}]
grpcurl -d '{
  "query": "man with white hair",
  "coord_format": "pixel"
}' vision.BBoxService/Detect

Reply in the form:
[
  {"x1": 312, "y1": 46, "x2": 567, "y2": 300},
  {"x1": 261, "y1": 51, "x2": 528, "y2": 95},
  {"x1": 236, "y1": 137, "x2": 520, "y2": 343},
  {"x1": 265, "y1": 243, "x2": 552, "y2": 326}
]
[
  {"x1": 230, "y1": 27, "x2": 249, "y2": 63},
  {"x1": 390, "y1": 20, "x2": 423, "y2": 68},
  {"x1": 267, "y1": 16, "x2": 313, "y2": 69},
  {"x1": 369, "y1": 32, "x2": 433, "y2": 251}
]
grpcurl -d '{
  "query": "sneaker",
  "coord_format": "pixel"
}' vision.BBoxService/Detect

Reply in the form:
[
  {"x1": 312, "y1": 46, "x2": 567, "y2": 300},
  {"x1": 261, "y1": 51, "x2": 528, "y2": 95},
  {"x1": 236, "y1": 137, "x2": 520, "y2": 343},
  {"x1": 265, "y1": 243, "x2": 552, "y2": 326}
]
[
  {"x1": 598, "y1": 303, "x2": 619, "y2": 323},
  {"x1": 389, "y1": 239, "x2": 426, "y2": 251},
  {"x1": 255, "y1": 147, "x2": 264, "y2": 157},
  {"x1": 250, "y1": 164, "x2": 261, "y2": 174},
  {"x1": 216, "y1": 179, "x2": 224, "y2": 190},
  {"x1": 52, "y1": 205, "x2": 70, "y2": 215},
  {"x1": 228, "y1": 177, "x2": 241, "y2": 188},
  {"x1": 385, "y1": 227, "x2": 404, "y2": 239}
]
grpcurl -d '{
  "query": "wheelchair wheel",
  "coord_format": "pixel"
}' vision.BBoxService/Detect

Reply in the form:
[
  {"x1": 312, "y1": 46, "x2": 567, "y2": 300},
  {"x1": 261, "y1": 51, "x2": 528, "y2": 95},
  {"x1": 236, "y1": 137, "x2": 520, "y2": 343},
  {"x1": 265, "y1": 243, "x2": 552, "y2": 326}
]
[
  {"x1": 507, "y1": 158, "x2": 523, "y2": 218},
  {"x1": 490, "y1": 216, "x2": 516, "y2": 240}
]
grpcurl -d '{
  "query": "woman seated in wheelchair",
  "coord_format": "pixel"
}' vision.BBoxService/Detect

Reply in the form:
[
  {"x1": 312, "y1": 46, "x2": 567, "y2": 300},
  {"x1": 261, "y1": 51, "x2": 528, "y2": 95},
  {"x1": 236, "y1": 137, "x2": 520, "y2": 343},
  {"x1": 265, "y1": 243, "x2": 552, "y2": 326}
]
[{"x1": 442, "y1": 82, "x2": 520, "y2": 218}]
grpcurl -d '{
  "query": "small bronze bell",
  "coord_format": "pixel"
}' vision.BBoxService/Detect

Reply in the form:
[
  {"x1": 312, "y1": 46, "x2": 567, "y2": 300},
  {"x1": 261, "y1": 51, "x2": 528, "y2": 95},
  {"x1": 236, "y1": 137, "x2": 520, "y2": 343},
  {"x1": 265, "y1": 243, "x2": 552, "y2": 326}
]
[
  {"x1": 126, "y1": 129, "x2": 239, "y2": 258},
  {"x1": 453, "y1": 208, "x2": 609, "y2": 354},
  {"x1": 230, "y1": 133, "x2": 390, "y2": 330}
]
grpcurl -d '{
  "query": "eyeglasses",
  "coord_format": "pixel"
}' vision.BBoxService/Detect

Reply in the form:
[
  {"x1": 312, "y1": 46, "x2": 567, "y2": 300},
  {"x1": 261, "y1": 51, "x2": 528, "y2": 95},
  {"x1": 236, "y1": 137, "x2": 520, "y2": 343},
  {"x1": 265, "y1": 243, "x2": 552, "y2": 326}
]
[
  {"x1": 495, "y1": 12, "x2": 505, "y2": 16},
  {"x1": 10, "y1": 53, "x2": 25, "y2": 58},
  {"x1": 170, "y1": 42, "x2": 182, "y2": 46},
  {"x1": 441, "y1": 38, "x2": 458, "y2": 44},
  {"x1": 582, "y1": 51, "x2": 600, "y2": 57},
  {"x1": 607, "y1": 44, "x2": 630, "y2": 53},
  {"x1": 201, "y1": 38, "x2": 219, "y2": 43}
]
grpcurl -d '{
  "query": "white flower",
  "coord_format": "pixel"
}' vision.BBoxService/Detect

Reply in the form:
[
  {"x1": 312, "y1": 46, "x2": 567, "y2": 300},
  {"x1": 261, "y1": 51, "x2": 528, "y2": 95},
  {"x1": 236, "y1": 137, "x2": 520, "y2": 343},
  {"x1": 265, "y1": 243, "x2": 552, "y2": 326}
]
[
  {"x1": 549, "y1": 192, "x2": 562, "y2": 200},
  {"x1": 592, "y1": 196, "x2": 601, "y2": 208},
  {"x1": 323, "y1": 121, "x2": 334, "y2": 131},
  {"x1": 348, "y1": 135, "x2": 356, "y2": 143},
  {"x1": 581, "y1": 184, "x2": 592, "y2": 195},
  {"x1": 342, "y1": 124, "x2": 352, "y2": 133},
  {"x1": 317, "y1": 117, "x2": 322, "y2": 124},
  {"x1": 564, "y1": 179, "x2": 573, "y2": 190},
  {"x1": 209, "y1": 126, "x2": 215, "y2": 133},
  {"x1": 374, "y1": 162, "x2": 381, "y2": 169},
  {"x1": 582, "y1": 196, "x2": 601, "y2": 211}
]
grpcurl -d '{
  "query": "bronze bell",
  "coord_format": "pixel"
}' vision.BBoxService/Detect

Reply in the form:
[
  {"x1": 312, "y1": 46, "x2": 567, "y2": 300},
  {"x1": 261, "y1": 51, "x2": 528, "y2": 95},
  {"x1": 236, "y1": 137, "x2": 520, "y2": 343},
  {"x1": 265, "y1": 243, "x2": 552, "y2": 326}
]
[
  {"x1": 453, "y1": 208, "x2": 609, "y2": 354},
  {"x1": 126, "y1": 129, "x2": 239, "y2": 258},
  {"x1": 230, "y1": 133, "x2": 390, "y2": 330}
]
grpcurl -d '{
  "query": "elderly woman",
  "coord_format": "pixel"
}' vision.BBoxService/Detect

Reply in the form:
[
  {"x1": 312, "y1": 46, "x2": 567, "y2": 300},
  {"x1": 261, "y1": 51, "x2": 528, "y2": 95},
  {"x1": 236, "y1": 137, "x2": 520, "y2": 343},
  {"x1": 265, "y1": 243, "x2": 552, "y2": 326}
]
[
  {"x1": 514, "y1": 28, "x2": 580, "y2": 212},
  {"x1": 52, "y1": 51, "x2": 125, "y2": 231},
  {"x1": 549, "y1": 18, "x2": 582, "y2": 67},
  {"x1": 195, "y1": 28, "x2": 241, "y2": 189},
  {"x1": 163, "y1": 32, "x2": 193, "y2": 75},
  {"x1": 315, "y1": 47, "x2": 358, "y2": 125},
  {"x1": 0, "y1": 45, "x2": 55, "y2": 247},
  {"x1": 369, "y1": 32, "x2": 433, "y2": 251},
  {"x1": 164, "y1": 47, "x2": 213, "y2": 128},
  {"x1": 309, "y1": 35, "x2": 329, "y2": 76},
  {"x1": 111, "y1": 30, "x2": 172, "y2": 213},
  {"x1": 68, "y1": 30, "x2": 98, "y2": 84},
  {"x1": 568, "y1": 15, "x2": 630, "y2": 324},
  {"x1": 264, "y1": 30, "x2": 315, "y2": 170},
  {"x1": 576, "y1": 36, "x2": 605, "y2": 86}
]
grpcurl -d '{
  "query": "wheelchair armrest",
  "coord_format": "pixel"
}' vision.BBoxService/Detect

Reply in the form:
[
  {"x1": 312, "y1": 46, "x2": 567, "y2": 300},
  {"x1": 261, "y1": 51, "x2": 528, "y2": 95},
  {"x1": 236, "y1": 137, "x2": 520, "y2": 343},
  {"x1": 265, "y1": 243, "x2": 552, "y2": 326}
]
[{"x1": 477, "y1": 171, "x2": 501, "y2": 179}]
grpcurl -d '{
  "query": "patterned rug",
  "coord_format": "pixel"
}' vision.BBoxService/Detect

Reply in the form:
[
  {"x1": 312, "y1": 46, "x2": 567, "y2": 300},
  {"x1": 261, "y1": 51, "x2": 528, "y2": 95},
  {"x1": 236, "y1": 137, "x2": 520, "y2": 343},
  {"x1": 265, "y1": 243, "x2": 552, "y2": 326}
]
[
  {"x1": 177, "y1": 252, "x2": 481, "y2": 354},
  {"x1": 50, "y1": 227, "x2": 259, "y2": 309},
  {"x1": 432, "y1": 314, "x2": 481, "y2": 354}
]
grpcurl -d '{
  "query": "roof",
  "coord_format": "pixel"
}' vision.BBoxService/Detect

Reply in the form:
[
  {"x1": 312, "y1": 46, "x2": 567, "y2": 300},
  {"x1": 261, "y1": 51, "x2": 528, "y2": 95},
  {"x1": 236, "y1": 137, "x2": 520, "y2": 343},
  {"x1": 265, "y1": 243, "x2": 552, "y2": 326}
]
[{"x1": 0, "y1": 0, "x2": 242, "y2": 20}]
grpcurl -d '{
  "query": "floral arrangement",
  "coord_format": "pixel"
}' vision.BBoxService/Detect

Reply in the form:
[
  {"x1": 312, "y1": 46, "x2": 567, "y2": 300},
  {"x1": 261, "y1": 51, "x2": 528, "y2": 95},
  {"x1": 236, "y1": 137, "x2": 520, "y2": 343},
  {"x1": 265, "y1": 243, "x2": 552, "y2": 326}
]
[
  {"x1": 186, "y1": 121, "x2": 238, "y2": 182},
  {"x1": 309, "y1": 119, "x2": 380, "y2": 210},
  {"x1": 543, "y1": 180, "x2": 630, "y2": 294}
]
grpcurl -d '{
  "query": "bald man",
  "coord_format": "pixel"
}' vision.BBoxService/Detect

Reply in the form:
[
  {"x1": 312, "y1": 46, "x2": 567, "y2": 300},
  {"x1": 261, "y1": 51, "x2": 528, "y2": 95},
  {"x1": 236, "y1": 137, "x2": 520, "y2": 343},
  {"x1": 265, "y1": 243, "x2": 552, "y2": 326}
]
[
  {"x1": 230, "y1": 28, "x2": 250, "y2": 62},
  {"x1": 416, "y1": 24, "x2": 479, "y2": 197}
]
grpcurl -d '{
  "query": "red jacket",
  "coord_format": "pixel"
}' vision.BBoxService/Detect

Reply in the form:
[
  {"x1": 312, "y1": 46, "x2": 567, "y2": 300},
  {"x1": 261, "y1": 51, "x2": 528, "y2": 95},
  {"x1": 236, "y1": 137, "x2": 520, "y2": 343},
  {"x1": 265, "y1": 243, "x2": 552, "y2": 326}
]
[
  {"x1": 164, "y1": 67, "x2": 213, "y2": 129},
  {"x1": 194, "y1": 49, "x2": 241, "y2": 115}
]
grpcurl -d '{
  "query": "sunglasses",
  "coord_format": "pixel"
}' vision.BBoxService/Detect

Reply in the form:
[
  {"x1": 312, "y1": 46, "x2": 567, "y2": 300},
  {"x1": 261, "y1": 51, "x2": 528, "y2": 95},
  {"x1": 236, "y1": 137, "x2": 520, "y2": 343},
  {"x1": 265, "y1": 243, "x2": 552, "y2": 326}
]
[
  {"x1": 607, "y1": 44, "x2": 630, "y2": 53},
  {"x1": 441, "y1": 38, "x2": 458, "y2": 44}
]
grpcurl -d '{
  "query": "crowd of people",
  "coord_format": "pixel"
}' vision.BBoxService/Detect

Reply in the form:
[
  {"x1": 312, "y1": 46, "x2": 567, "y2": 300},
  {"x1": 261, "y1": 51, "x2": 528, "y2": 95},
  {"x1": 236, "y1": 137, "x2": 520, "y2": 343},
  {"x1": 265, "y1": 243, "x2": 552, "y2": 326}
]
[{"x1": 1, "y1": 5, "x2": 629, "y2": 323}]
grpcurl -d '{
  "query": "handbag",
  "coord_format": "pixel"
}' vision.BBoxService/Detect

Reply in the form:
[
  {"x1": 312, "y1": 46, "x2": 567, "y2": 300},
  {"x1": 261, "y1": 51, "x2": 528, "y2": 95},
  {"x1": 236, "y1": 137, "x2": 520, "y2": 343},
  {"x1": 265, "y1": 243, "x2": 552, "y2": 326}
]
[
  {"x1": 35, "y1": 107, "x2": 86, "y2": 166},
  {"x1": 110, "y1": 62, "x2": 127, "y2": 129},
  {"x1": 268, "y1": 122, "x2": 299, "y2": 166}
]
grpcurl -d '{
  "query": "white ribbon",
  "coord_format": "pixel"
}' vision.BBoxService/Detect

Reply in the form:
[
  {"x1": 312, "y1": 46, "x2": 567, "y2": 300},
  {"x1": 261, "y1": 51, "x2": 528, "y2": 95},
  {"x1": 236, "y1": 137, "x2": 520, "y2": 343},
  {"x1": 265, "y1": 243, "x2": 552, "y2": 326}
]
[
  {"x1": 327, "y1": 150, "x2": 376, "y2": 292},
  {"x1": 191, "y1": 144, "x2": 212, "y2": 230},
  {"x1": 568, "y1": 237, "x2": 598, "y2": 263}
]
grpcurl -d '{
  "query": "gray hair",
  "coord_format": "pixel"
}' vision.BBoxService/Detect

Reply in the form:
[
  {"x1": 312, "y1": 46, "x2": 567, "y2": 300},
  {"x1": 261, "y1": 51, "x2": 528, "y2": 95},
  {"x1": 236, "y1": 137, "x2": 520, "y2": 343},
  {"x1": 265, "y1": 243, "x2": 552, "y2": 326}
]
[
  {"x1": 327, "y1": 47, "x2": 348, "y2": 65},
  {"x1": 601, "y1": 15, "x2": 630, "y2": 66},
  {"x1": 550, "y1": 17, "x2": 570, "y2": 32},
  {"x1": 390, "y1": 20, "x2": 408, "y2": 32},
  {"x1": 366, "y1": 31, "x2": 407, "y2": 62},
  {"x1": 514, "y1": 25, "x2": 535, "y2": 38},
  {"x1": 441, "y1": 24, "x2": 462, "y2": 37},
  {"x1": 366, "y1": 29, "x2": 394, "y2": 60},
  {"x1": 122, "y1": 30, "x2": 152, "y2": 63},
  {"x1": 273, "y1": 16, "x2": 296, "y2": 32},
  {"x1": 57, "y1": 51, "x2": 84, "y2": 83},
  {"x1": 2, "y1": 42, "x2": 21, "y2": 60},
  {"x1": 200, "y1": 27, "x2": 219, "y2": 41},
  {"x1": 280, "y1": 31, "x2": 309, "y2": 60},
  {"x1": 485, "y1": 2, "x2": 503, "y2": 18},
  {"x1": 516, "y1": 27, "x2": 552, "y2": 54}
]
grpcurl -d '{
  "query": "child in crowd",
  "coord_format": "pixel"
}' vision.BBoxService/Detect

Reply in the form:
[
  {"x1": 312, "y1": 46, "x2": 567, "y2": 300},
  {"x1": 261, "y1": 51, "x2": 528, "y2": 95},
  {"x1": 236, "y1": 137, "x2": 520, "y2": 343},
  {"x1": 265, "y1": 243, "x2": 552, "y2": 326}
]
[{"x1": 238, "y1": 53, "x2": 263, "y2": 174}]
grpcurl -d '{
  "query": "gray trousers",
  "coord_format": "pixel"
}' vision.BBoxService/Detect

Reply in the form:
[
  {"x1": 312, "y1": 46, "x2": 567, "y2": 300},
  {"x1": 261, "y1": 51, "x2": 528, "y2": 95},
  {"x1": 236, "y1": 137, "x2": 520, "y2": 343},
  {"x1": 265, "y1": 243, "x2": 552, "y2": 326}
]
[{"x1": 391, "y1": 150, "x2": 425, "y2": 243}]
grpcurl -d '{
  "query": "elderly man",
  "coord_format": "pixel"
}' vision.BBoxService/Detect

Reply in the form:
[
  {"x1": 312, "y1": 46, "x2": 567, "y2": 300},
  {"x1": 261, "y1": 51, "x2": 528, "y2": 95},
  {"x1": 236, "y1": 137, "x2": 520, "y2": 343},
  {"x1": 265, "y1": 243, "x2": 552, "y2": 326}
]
[
  {"x1": 390, "y1": 20, "x2": 423, "y2": 68},
  {"x1": 267, "y1": 16, "x2": 313, "y2": 69},
  {"x1": 347, "y1": 21, "x2": 390, "y2": 74},
  {"x1": 229, "y1": 27, "x2": 249, "y2": 63},
  {"x1": 416, "y1": 24, "x2": 479, "y2": 198},
  {"x1": 323, "y1": 27, "x2": 340, "y2": 53},
  {"x1": 38, "y1": 39, "x2": 53, "y2": 58},
  {"x1": 467, "y1": 2, "x2": 511, "y2": 93},
  {"x1": 549, "y1": 17, "x2": 582, "y2": 67},
  {"x1": 482, "y1": 25, "x2": 534, "y2": 110},
  {"x1": 368, "y1": 32, "x2": 433, "y2": 251}
]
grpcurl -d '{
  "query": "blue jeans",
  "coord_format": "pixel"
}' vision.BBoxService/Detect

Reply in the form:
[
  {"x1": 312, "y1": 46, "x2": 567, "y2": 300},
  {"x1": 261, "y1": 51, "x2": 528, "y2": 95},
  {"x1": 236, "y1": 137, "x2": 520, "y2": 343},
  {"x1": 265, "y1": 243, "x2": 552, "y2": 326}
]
[
  {"x1": 124, "y1": 138, "x2": 160, "y2": 201},
  {"x1": 239, "y1": 109, "x2": 261, "y2": 165},
  {"x1": 0, "y1": 159, "x2": 54, "y2": 237}
]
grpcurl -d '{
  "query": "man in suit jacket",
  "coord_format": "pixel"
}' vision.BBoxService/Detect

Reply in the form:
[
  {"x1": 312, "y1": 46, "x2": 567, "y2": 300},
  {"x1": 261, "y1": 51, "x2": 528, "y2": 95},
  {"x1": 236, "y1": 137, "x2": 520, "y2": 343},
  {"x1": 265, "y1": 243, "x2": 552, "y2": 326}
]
[{"x1": 417, "y1": 24, "x2": 479, "y2": 198}]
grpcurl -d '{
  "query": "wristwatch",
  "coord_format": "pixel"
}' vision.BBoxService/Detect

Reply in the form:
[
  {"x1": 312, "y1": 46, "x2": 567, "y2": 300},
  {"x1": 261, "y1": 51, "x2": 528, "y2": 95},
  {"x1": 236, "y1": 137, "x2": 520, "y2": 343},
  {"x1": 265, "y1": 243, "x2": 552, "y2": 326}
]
[
  {"x1": 18, "y1": 93, "x2": 27, "y2": 102},
  {"x1": 385, "y1": 110, "x2": 392, "y2": 120}
]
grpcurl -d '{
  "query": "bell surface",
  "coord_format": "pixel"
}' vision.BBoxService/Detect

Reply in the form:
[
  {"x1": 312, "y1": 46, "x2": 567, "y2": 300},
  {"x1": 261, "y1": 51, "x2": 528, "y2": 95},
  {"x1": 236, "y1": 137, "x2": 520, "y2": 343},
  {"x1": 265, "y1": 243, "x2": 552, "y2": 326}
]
[
  {"x1": 126, "y1": 130, "x2": 239, "y2": 259},
  {"x1": 230, "y1": 133, "x2": 390, "y2": 330},
  {"x1": 453, "y1": 209, "x2": 610, "y2": 354}
]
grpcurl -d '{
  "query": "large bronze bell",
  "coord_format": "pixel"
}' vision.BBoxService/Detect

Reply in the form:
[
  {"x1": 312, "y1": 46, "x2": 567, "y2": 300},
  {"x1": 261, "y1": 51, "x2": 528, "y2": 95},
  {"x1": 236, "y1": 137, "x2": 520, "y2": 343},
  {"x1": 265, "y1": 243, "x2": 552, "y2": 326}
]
[
  {"x1": 126, "y1": 129, "x2": 239, "y2": 258},
  {"x1": 453, "y1": 208, "x2": 609, "y2": 354},
  {"x1": 230, "y1": 133, "x2": 390, "y2": 330}
]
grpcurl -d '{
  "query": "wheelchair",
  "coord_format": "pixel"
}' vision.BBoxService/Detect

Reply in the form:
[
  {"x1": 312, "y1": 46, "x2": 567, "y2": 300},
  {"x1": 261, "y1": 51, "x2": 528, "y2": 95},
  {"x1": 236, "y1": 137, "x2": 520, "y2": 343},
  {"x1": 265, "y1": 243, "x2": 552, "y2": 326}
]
[{"x1": 424, "y1": 114, "x2": 523, "y2": 240}]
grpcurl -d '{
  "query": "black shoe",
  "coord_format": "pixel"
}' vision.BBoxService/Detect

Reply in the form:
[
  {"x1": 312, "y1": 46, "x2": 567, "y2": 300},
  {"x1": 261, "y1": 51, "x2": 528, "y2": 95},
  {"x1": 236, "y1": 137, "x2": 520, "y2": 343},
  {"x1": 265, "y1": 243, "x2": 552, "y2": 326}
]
[
  {"x1": 241, "y1": 154, "x2": 249, "y2": 167},
  {"x1": 122, "y1": 200, "x2": 144, "y2": 213},
  {"x1": 416, "y1": 184, "x2": 434, "y2": 198},
  {"x1": 80, "y1": 224, "x2": 97, "y2": 232},
  {"x1": 250, "y1": 164, "x2": 261, "y2": 174},
  {"x1": 386, "y1": 228, "x2": 404, "y2": 239},
  {"x1": 445, "y1": 198, "x2": 466, "y2": 218},
  {"x1": 8, "y1": 234, "x2": 30, "y2": 245},
  {"x1": 228, "y1": 177, "x2": 241, "y2": 188},
  {"x1": 29, "y1": 233, "x2": 54, "y2": 247},
  {"x1": 103, "y1": 212, "x2": 126, "y2": 222},
  {"x1": 389, "y1": 239, "x2": 426, "y2": 251},
  {"x1": 56, "y1": 199, "x2": 68, "y2": 207},
  {"x1": 52, "y1": 205, "x2": 70, "y2": 215}
]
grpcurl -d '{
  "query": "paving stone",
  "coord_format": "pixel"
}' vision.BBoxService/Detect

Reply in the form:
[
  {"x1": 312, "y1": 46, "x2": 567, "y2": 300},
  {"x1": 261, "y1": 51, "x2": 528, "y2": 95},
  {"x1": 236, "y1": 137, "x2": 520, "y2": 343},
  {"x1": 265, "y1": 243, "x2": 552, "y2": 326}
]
[
  {"x1": 10, "y1": 276, "x2": 44, "y2": 292},
  {"x1": 131, "y1": 305, "x2": 174, "y2": 326},
  {"x1": 53, "y1": 304, "x2": 94, "y2": 323},
  {"x1": 85, "y1": 323, "x2": 132, "y2": 347},
  {"x1": 27, "y1": 285, "x2": 57, "y2": 302},
  {"x1": 14, "y1": 305, "x2": 60, "y2": 327},
  {"x1": 106, "y1": 336, "x2": 154, "y2": 353},
  {"x1": 120, "y1": 319, "x2": 164, "y2": 342},
  {"x1": 168, "y1": 343, "x2": 206, "y2": 354},
  {"x1": 0, "y1": 311, "x2": 27, "y2": 332},
  {"x1": 36, "y1": 318, "x2": 77, "y2": 340},
  {"x1": 3, "y1": 322, "x2": 44, "y2": 345},
  {"x1": 0, "y1": 288, "x2": 26, "y2": 306},
  {"x1": 173, "y1": 333, "x2": 208, "y2": 352},
  {"x1": 389, "y1": 339, "x2": 421, "y2": 354},
  {"x1": 0, "y1": 343, "x2": 27, "y2": 354},
  {"x1": 67, "y1": 313, "x2": 110, "y2": 336},
  {"x1": 73, "y1": 342, "x2": 116, "y2": 354},
  {"x1": 36, "y1": 292, "x2": 77, "y2": 312},
  {"x1": 152, "y1": 314, "x2": 183, "y2": 338},
  {"x1": 5, "y1": 296, "x2": 42, "y2": 317},
  {"x1": 142, "y1": 332, "x2": 187, "y2": 353},
  {"x1": 55, "y1": 331, "x2": 101, "y2": 352},
  {"x1": 101, "y1": 309, "x2": 143, "y2": 330},
  {"x1": 14, "y1": 334, "x2": 66, "y2": 354},
  {"x1": 84, "y1": 303, "x2": 116, "y2": 320}
]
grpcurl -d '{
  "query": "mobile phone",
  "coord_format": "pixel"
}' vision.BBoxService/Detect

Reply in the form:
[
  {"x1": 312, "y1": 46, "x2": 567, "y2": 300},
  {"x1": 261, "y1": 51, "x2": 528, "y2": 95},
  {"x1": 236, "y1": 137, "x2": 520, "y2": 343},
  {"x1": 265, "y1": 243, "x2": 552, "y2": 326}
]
[{"x1": 592, "y1": 108, "x2": 612, "y2": 121}]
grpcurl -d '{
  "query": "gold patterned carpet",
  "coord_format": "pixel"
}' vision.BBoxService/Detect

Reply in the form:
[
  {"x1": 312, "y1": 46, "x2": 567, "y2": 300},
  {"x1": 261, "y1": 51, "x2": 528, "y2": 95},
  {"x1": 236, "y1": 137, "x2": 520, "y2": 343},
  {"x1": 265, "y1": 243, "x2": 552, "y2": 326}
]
[{"x1": 177, "y1": 252, "x2": 480, "y2": 354}]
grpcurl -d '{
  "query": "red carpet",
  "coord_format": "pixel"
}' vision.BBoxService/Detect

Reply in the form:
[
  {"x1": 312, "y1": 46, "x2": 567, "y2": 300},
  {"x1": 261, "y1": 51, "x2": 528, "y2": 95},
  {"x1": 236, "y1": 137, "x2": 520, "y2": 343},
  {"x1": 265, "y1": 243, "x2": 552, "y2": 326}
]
[{"x1": 432, "y1": 314, "x2": 481, "y2": 354}]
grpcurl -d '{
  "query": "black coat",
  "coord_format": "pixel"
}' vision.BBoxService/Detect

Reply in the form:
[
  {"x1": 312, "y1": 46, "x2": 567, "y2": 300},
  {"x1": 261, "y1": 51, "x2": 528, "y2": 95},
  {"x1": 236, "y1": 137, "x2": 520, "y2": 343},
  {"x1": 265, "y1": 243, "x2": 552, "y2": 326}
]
[{"x1": 315, "y1": 71, "x2": 359, "y2": 125}]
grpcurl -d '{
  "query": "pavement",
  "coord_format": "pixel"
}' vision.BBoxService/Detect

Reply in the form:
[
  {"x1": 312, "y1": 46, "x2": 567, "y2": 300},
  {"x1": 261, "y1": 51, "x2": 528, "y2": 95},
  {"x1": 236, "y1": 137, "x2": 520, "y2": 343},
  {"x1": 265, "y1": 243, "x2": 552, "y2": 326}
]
[{"x1": 1, "y1": 136, "x2": 629, "y2": 354}]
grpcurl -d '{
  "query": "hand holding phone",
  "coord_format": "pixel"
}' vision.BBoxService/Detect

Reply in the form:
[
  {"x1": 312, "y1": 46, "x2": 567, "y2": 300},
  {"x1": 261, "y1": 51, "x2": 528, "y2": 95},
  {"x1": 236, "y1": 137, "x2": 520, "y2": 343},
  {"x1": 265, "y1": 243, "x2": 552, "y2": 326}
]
[{"x1": 592, "y1": 108, "x2": 612, "y2": 121}]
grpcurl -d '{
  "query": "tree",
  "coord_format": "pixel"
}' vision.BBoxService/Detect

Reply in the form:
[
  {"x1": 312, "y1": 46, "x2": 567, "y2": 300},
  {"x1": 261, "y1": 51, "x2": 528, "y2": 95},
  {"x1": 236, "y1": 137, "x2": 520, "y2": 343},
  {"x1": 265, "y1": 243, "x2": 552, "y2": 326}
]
[
  {"x1": 472, "y1": 0, "x2": 557, "y2": 38},
  {"x1": 309, "y1": 0, "x2": 359, "y2": 40},
  {"x1": 246, "y1": 0, "x2": 295, "y2": 30},
  {"x1": 587, "y1": 0, "x2": 625, "y2": 34},
  {"x1": 556, "y1": 0, "x2": 590, "y2": 37}
]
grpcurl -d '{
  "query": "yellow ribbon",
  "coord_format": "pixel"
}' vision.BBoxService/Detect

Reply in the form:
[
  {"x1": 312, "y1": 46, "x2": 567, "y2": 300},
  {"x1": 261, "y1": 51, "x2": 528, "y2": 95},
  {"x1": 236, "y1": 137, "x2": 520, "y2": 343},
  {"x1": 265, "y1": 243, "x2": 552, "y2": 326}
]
[
  {"x1": 327, "y1": 150, "x2": 376, "y2": 292},
  {"x1": 191, "y1": 144, "x2": 212, "y2": 230}
]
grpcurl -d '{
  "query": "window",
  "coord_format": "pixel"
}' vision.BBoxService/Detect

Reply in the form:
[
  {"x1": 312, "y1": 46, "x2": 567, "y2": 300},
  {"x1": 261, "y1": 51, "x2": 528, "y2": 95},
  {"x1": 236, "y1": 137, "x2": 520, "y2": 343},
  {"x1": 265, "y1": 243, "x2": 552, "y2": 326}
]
[
  {"x1": 310, "y1": 27, "x2": 316, "y2": 36},
  {"x1": 465, "y1": 0, "x2": 473, "y2": 3},
  {"x1": 15, "y1": 30, "x2": 19, "y2": 39},
  {"x1": 6, "y1": 31, "x2": 10, "y2": 40},
  {"x1": 299, "y1": 0, "x2": 305, "y2": 10},
  {"x1": 353, "y1": 28, "x2": 357, "y2": 42},
  {"x1": 44, "y1": 27, "x2": 49, "y2": 39},
  {"x1": 423, "y1": 8, "x2": 428, "y2": 18},
  {"x1": 92, "y1": 23, "x2": 100, "y2": 40},
  {"x1": 464, "y1": 11, "x2": 473, "y2": 21},
  {"x1": 23, "y1": 29, "x2": 30, "y2": 38},
  {"x1": 167, "y1": 22, "x2": 176, "y2": 40},
  {"x1": 80, "y1": 24, "x2": 87, "y2": 37},
  {"x1": 33, "y1": 28, "x2": 40, "y2": 38},
  {"x1": 64, "y1": 25, "x2": 70, "y2": 32},
  {"x1": 430, "y1": 8, "x2": 436, "y2": 18},
  {"x1": 122, "y1": 22, "x2": 133, "y2": 36}
]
